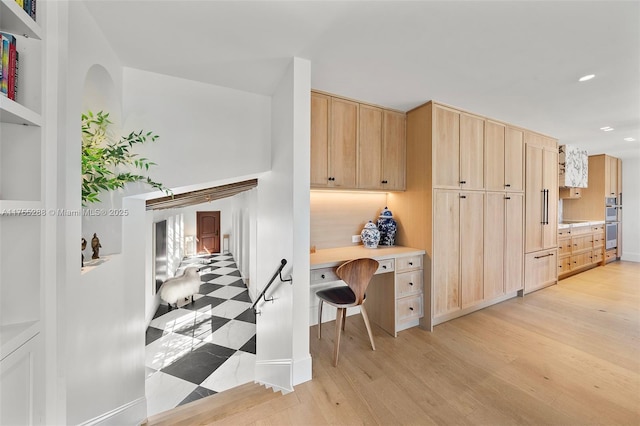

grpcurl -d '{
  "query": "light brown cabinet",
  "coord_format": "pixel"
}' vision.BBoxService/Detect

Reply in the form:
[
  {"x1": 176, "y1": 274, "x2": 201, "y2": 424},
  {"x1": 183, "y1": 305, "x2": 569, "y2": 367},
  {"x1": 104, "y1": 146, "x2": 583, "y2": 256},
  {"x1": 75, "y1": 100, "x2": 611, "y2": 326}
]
[
  {"x1": 559, "y1": 187, "x2": 582, "y2": 199},
  {"x1": 358, "y1": 107, "x2": 406, "y2": 190},
  {"x1": 388, "y1": 101, "x2": 552, "y2": 329},
  {"x1": 311, "y1": 91, "x2": 405, "y2": 191},
  {"x1": 486, "y1": 122, "x2": 524, "y2": 192},
  {"x1": 524, "y1": 132, "x2": 558, "y2": 293},
  {"x1": 433, "y1": 105, "x2": 484, "y2": 190},
  {"x1": 310, "y1": 93, "x2": 357, "y2": 188},
  {"x1": 607, "y1": 156, "x2": 618, "y2": 197},
  {"x1": 433, "y1": 190, "x2": 484, "y2": 316},
  {"x1": 557, "y1": 224, "x2": 605, "y2": 278},
  {"x1": 485, "y1": 192, "x2": 524, "y2": 300}
]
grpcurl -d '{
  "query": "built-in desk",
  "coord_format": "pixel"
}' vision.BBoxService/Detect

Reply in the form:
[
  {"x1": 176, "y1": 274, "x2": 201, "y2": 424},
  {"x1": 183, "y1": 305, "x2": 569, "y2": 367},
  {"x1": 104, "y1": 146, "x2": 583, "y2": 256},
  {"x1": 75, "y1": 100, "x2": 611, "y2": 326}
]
[{"x1": 310, "y1": 246, "x2": 425, "y2": 337}]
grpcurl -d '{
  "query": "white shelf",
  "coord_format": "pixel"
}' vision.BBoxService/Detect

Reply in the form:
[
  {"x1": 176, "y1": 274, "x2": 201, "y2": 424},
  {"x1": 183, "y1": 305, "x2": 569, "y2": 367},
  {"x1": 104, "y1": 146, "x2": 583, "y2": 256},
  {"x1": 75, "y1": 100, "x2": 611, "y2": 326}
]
[
  {"x1": 0, "y1": 96, "x2": 42, "y2": 126},
  {"x1": 0, "y1": 200, "x2": 43, "y2": 213},
  {"x1": 0, "y1": 320, "x2": 40, "y2": 360},
  {"x1": 0, "y1": 0, "x2": 42, "y2": 40}
]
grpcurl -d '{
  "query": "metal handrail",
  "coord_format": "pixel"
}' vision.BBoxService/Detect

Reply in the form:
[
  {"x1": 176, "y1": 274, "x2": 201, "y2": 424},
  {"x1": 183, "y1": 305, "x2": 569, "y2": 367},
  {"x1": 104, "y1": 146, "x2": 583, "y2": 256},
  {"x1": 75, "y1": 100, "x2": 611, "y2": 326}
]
[{"x1": 252, "y1": 258, "x2": 292, "y2": 313}]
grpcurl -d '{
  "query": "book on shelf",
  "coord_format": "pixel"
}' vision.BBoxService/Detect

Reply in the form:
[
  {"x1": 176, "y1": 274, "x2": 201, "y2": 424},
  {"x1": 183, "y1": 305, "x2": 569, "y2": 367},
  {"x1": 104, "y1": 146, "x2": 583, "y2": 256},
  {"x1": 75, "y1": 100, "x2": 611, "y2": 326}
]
[
  {"x1": 0, "y1": 32, "x2": 18, "y2": 101},
  {"x1": 13, "y1": 0, "x2": 36, "y2": 21}
]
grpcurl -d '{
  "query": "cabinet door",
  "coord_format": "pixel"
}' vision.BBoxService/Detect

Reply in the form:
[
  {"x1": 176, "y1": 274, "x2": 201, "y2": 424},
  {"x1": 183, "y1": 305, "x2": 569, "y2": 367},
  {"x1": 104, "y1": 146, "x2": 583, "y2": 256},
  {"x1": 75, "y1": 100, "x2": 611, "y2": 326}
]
[
  {"x1": 460, "y1": 191, "x2": 484, "y2": 308},
  {"x1": 607, "y1": 155, "x2": 618, "y2": 197},
  {"x1": 542, "y1": 147, "x2": 558, "y2": 249},
  {"x1": 329, "y1": 98, "x2": 358, "y2": 188},
  {"x1": 460, "y1": 113, "x2": 484, "y2": 189},
  {"x1": 433, "y1": 105, "x2": 460, "y2": 188},
  {"x1": 485, "y1": 121, "x2": 506, "y2": 191},
  {"x1": 433, "y1": 190, "x2": 460, "y2": 316},
  {"x1": 484, "y1": 192, "x2": 505, "y2": 299},
  {"x1": 310, "y1": 93, "x2": 330, "y2": 187},
  {"x1": 381, "y1": 110, "x2": 406, "y2": 190},
  {"x1": 1, "y1": 335, "x2": 42, "y2": 426},
  {"x1": 357, "y1": 105, "x2": 383, "y2": 189},
  {"x1": 525, "y1": 144, "x2": 544, "y2": 252},
  {"x1": 524, "y1": 249, "x2": 557, "y2": 293},
  {"x1": 504, "y1": 193, "x2": 524, "y2": 293},
  {"x1": 505, "y1": 127, "x2": 524, "y2": 191}
]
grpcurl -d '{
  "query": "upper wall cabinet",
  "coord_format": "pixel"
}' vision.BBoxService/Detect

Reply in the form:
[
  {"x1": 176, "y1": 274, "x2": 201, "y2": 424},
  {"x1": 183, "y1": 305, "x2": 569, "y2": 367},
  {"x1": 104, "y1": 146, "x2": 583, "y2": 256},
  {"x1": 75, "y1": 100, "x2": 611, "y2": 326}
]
[
  {"x1": 559, "y1": 144, "x2": 588, "y2": 188},
  {"x1": 433, "y1": 105, "x2": 484, "y2": 190},
  {"x1": 311, "y1": 90, "x2": 406, "y2": 191},
  {"x1": 310, "y1": 93, "x2": 357, "y2": 188},
  {"x1": 485, "y1": 121, "x2": 524, "y2": 192}
]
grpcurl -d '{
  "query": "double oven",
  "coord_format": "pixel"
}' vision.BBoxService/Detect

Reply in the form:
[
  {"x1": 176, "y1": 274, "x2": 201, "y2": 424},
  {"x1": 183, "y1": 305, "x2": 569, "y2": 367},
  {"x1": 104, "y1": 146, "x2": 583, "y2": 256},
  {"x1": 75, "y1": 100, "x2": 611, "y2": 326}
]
[{"x1": 605, "y1": 197, "x2": 620, "y2": 250}]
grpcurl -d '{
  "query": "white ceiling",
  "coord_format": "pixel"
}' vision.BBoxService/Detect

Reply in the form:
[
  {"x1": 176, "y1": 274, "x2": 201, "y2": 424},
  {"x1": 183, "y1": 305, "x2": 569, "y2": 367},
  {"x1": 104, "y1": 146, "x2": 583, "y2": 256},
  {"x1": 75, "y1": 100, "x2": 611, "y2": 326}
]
[{"x1": 83, "y1": 0, "x2": 640, "y2": 159}]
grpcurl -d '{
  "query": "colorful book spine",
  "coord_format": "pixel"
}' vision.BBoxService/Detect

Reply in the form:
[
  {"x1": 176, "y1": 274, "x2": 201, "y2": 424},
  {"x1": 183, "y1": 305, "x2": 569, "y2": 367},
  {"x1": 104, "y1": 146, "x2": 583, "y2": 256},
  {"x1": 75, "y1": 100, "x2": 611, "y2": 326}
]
[
  {"x1": 15, "y1": 0, "x2": 24, "y2": 8},
  {"x1": 0, "y1": 33, "x2": 17, "y2": 100}
]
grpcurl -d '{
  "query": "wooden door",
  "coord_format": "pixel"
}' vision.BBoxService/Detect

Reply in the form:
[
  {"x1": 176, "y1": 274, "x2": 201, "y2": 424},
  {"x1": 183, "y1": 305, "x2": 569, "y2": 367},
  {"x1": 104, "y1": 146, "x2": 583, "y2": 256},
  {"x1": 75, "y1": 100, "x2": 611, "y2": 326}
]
[
  {"x1": 484, "y1": 192, "x2": 505, "y2": 299},
  {"x1": 381, "y1": 110, "x2": 406, "y2": 190},
  {"x1": 433, "y1": 105, "x2": 460, "y2": 188},
  {"x1": 460, "y1": 191, "x2": 484, "y2": 308},
  {"x1": 329, "y1": 98, "x2": 358, "y2": 188},
  {"x1": 459, "y1": 113, "x2": 485, "y2": 190},
  {"x1": 197, "y1": 211, "x2": 221, "y2": 254},
  {"x1": 505, "y1": 127, "x2": 524, "y2": 191},
  {"x1": 525, "y1": 144, "x2": 543, "y2": 252},
  {"x1": 504, "y1": 193, "x2": 524, "y2": 293},
  {"x1": 433, "y1": 190, "x2": 460, "y2": 316},
  {"x1": 310, "y1": 92, "x2": 330, "y2": 187},
  {"x1": 485, "y1": 121, "x2": 506, "y2": 191},
  {"x1": 542, "y1": 147, "x2": 558, "y2": 249},
  {"x1": 357, "y1": 105, "x2": 383, "y2": 189}
]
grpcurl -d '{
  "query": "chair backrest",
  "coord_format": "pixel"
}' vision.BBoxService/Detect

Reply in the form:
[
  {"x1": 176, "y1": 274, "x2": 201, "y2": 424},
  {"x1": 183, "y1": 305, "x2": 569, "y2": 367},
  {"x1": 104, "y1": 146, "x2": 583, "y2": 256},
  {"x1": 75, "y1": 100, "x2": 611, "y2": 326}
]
[{"x1": 336, "y1": 258, "x2": 379, "y2": 305}]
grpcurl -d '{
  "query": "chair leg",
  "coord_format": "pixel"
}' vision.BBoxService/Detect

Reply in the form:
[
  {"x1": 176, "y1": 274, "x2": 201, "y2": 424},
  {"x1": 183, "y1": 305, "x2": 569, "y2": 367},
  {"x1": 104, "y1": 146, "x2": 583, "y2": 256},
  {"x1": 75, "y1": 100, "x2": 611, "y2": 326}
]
[
  {"x1": 318, "y1": 299, "x2": 323, "y2": 340},
  {"x1": 333, "y1": 307, "x2": 344, "y2": 366},
  {"x1": 360, "y1": 304, "x2": 376, "y2": 351},
  {"x1": 342, "y1": 308, "x2": 347, "y2": 331}
]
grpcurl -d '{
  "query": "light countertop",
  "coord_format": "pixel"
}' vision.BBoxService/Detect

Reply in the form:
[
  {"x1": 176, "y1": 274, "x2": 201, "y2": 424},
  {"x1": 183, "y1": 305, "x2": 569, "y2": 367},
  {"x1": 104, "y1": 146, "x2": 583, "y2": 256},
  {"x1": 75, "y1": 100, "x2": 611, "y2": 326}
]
[
  {"x1": 558, "y1": 220, "x2": 605, "y2": 229},
  {"x1": 310, "y1": 245, "x2": 425, "y2": 269}
]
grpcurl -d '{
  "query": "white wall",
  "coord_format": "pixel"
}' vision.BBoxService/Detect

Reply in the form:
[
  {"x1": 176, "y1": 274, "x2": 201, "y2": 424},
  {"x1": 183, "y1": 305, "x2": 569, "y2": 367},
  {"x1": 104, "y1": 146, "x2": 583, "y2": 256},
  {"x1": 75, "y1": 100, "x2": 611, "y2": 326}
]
[
  {"x1": 254, "y1": 57, "x2": 311, "y2": 391},
  {"x1": 621, "y1": 157, "x2": 640, "y2": 262}
]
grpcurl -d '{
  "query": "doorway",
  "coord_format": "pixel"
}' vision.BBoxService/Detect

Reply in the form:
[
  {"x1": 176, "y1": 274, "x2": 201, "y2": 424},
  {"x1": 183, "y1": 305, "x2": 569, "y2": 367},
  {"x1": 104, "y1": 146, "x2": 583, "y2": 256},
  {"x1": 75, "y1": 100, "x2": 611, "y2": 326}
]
[{"x1": 197, "y1": 211, "x2": 221, "y2": 254}]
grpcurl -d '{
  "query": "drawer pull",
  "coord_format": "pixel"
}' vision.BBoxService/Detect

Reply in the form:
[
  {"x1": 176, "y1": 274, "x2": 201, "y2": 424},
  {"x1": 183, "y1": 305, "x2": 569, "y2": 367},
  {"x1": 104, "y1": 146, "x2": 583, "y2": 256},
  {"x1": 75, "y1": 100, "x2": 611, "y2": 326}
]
[
  {"x1": 534, "y1": 253, "x2": 554, "y2": 259},
  {"x1": 321, "y1": 274, "x2": 325, "y2": 279},
  {"x1": 408, "y1": 261, "x2": 413, "y2": 266},
  {"x1": 382, "y1": 265, "x2": 387, "y2": 269},
  {"x1": 409, "y1": 282, "x2": 414, "y2": 286},
  {"x1": 409, "y1": 307, "x2": 414, "y2": 311}
]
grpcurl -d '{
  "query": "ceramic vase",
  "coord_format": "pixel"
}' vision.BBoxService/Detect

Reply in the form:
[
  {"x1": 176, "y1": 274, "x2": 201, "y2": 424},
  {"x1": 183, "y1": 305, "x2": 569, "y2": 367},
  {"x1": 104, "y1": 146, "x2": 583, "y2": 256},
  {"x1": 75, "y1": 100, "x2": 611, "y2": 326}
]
[
  {"x1": 361, "y1": 221, "x2": 381, "y2": 249},
  {"x1": 377, "y1": 206, "x2": 397, "y2": 246}
]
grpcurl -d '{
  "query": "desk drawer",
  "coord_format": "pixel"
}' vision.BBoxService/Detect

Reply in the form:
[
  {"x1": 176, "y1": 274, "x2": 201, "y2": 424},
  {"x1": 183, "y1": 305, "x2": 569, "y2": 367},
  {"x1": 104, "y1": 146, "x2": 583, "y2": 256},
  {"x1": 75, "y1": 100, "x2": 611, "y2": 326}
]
[
  {"x1": 310, "y1": 267, "x2": 339, "y2": 285},
  {"x1": 376, "y1": 259, "x2": 395, "y2": 274},
  {"x1": 395, "y1": 270, "x2": 423, "y2": 298},
  {"x1": 396, "y1": 255, "x2": 423, "y2": 272},
  {"x1": 396, "y1": 295, "x2": 423, "y2": 323}
]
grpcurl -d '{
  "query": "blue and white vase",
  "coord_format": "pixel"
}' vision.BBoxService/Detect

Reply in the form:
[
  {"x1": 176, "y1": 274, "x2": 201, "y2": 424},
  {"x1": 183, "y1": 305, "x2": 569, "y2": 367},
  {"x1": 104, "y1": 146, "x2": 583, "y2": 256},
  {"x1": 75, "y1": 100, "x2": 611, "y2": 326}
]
[
  {"x1": 377, "y1": 206, "x2": 397, "y2": 246},
  {"x1": 361, "y1": 221, "x2": 381, "y2": 249}
]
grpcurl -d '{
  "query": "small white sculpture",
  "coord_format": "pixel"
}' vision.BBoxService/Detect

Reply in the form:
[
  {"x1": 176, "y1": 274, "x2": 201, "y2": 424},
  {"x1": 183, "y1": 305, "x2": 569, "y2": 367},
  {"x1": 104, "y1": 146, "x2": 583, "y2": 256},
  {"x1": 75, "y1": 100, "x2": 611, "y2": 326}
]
[{"x1": 159, "y1": 267, "x2": 201, "y2": 310}]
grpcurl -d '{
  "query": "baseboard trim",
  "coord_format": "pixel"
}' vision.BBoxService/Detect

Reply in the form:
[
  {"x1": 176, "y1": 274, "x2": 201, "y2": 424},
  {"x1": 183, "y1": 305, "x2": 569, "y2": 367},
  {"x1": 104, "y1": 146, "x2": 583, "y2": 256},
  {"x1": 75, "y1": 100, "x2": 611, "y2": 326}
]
[
  {"x1": 292, "y1": 354, "x2": 312, "y2": 386},
  {"x1": 78, "y1": 396, "x2": 146, "y2": 426},
  {"x1": 255, "y1": 358, "x2": 293, "y2": 393}
]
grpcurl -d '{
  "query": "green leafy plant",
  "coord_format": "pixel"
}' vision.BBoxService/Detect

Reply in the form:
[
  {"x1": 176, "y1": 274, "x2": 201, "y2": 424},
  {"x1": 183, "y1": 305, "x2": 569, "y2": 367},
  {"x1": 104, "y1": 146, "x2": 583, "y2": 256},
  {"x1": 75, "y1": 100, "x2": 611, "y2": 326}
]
[{"x1": 81, "y1": 110, "x2": 171, "y2": 205}]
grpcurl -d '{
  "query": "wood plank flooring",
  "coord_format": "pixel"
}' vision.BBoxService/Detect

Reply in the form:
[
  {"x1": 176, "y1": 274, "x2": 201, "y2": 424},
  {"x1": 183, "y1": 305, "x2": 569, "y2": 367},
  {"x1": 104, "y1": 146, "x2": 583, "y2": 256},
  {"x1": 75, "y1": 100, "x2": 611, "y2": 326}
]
[{"x1": 144, "y1": 261, "x2": 640, "y2": 425}]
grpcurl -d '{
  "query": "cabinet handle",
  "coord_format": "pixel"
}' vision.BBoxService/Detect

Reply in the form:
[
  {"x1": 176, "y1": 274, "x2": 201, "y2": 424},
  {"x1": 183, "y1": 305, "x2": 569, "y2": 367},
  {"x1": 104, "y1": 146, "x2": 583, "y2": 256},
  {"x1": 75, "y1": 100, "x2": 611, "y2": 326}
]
[
  {"x1": 321, "y1": 274, "x2": 325, "y2": 279},
  {"x1": 382, "y1": 265, "x2": 387, "y2": 269},
  {"x1": 505, "y1": 196, "x2": 511, "y2": 200},
  {"x1": 505, "y1": 184, "x2": 511, "y2": 187},
  {"x1": 534, "y1": 253, "x2": 554, "y2": 259},
  {"x1": 409, "y1": 262, "x2": 413, "y2": 266},
  {"x1": 460, "y1": 180, "x2": 467, "y2": 184},
  {"x1": 409, "y1": 282, "x2": 414, "y2": 286},
  {"x1": 460, "y1": 195, "x2": 467, "y2": 199},
  {"x1": 381, "y1": 180, "x2": 388, "y2": 184},
  {"x1": 409, "y1": 307, "x2": 414, "y2": 311}
]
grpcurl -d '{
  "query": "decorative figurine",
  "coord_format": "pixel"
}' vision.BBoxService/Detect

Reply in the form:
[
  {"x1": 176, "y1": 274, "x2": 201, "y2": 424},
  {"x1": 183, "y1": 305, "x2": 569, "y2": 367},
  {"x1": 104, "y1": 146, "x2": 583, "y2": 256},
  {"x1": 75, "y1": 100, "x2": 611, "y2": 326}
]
[
  {"x1": 377, "y1": 206, "x2": 398, "y2": 246},
  {"x1": 81, "y1": 237, "x2": 87, "y2": 267},
  {"x1": 361, "y1": 221, "x2": 381, "y2": 249},
  {"x1": 91, "y1": 233, "x2": 102, "y2": 259}
]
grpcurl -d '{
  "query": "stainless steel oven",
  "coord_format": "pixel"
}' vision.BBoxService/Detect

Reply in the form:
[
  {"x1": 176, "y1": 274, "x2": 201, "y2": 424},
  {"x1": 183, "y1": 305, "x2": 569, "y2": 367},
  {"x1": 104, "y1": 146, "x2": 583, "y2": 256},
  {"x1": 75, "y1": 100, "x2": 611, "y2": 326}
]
[
  {"x1": 606, "y1": 222, "x2": 618, "y2": 250},
  {"x1": 605, "y1": 197, "x2": 618, "y2": 222}
]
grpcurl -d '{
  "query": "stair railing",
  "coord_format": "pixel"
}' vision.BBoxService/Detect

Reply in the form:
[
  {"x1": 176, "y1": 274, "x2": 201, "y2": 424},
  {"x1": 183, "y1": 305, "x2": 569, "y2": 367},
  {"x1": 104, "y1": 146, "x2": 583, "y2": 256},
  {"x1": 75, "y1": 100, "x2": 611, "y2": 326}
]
[{"x1": 252, "y1": 258, "x2": 292, "y2": 315}]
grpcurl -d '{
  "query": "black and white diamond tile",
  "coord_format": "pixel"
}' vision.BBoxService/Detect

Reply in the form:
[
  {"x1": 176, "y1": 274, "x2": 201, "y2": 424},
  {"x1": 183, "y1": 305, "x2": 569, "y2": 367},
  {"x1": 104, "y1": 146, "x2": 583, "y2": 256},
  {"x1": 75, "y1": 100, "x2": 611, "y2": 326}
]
[{"x1": 145, "y1": 253, "x2": 256, "y2": 417}]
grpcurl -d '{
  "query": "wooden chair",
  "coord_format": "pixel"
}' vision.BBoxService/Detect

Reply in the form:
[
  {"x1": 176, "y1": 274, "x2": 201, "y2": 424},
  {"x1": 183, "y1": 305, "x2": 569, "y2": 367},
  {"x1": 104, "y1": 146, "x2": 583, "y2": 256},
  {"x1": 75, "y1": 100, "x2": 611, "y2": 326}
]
[{"x1": 316, "y1": 258, "x2": 379, "y2": 366}]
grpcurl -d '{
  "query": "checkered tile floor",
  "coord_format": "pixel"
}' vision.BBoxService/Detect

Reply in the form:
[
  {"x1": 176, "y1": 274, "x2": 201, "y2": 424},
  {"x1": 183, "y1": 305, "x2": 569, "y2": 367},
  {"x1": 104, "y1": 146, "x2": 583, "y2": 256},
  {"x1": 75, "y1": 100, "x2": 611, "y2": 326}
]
[{"x1": 145, "y1": 254, "x2": 256, "y2": 417}]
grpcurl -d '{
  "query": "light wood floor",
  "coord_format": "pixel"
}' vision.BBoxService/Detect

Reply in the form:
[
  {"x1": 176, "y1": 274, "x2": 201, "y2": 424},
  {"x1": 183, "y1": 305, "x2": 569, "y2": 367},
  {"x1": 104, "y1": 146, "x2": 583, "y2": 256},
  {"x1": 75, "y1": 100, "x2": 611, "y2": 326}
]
[{"x1": 145, "y1": 261, "x2": 640, "y2": 425}]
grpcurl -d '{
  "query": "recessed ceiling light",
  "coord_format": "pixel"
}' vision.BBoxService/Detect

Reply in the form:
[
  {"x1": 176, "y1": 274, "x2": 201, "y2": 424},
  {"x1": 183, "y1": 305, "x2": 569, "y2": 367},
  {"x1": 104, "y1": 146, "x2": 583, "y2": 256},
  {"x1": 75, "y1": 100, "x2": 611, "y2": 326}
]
[
  {"x1": 600, "y1": 126, "x2": 614, "y2": 131},
  {"x1": 579, "y1": 74, "x2": 595, "y2": 82},
  {"x1": 624, "y1": 137, "x2": 636, "y2": 142}
]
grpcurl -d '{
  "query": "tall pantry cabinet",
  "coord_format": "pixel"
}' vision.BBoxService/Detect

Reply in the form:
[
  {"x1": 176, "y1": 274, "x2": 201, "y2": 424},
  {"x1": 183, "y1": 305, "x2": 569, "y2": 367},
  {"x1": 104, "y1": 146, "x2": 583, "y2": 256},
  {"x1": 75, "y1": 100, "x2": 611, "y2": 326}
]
[
  {"x1": 523, "y1": 132, "x2": 559, "y2": 293},
  {"x1": 388, "y1": 101, "x2": 530, "y2": 329},
  {"x1": 1, "y1": 0, "x2": 51, "y2": 424}
]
